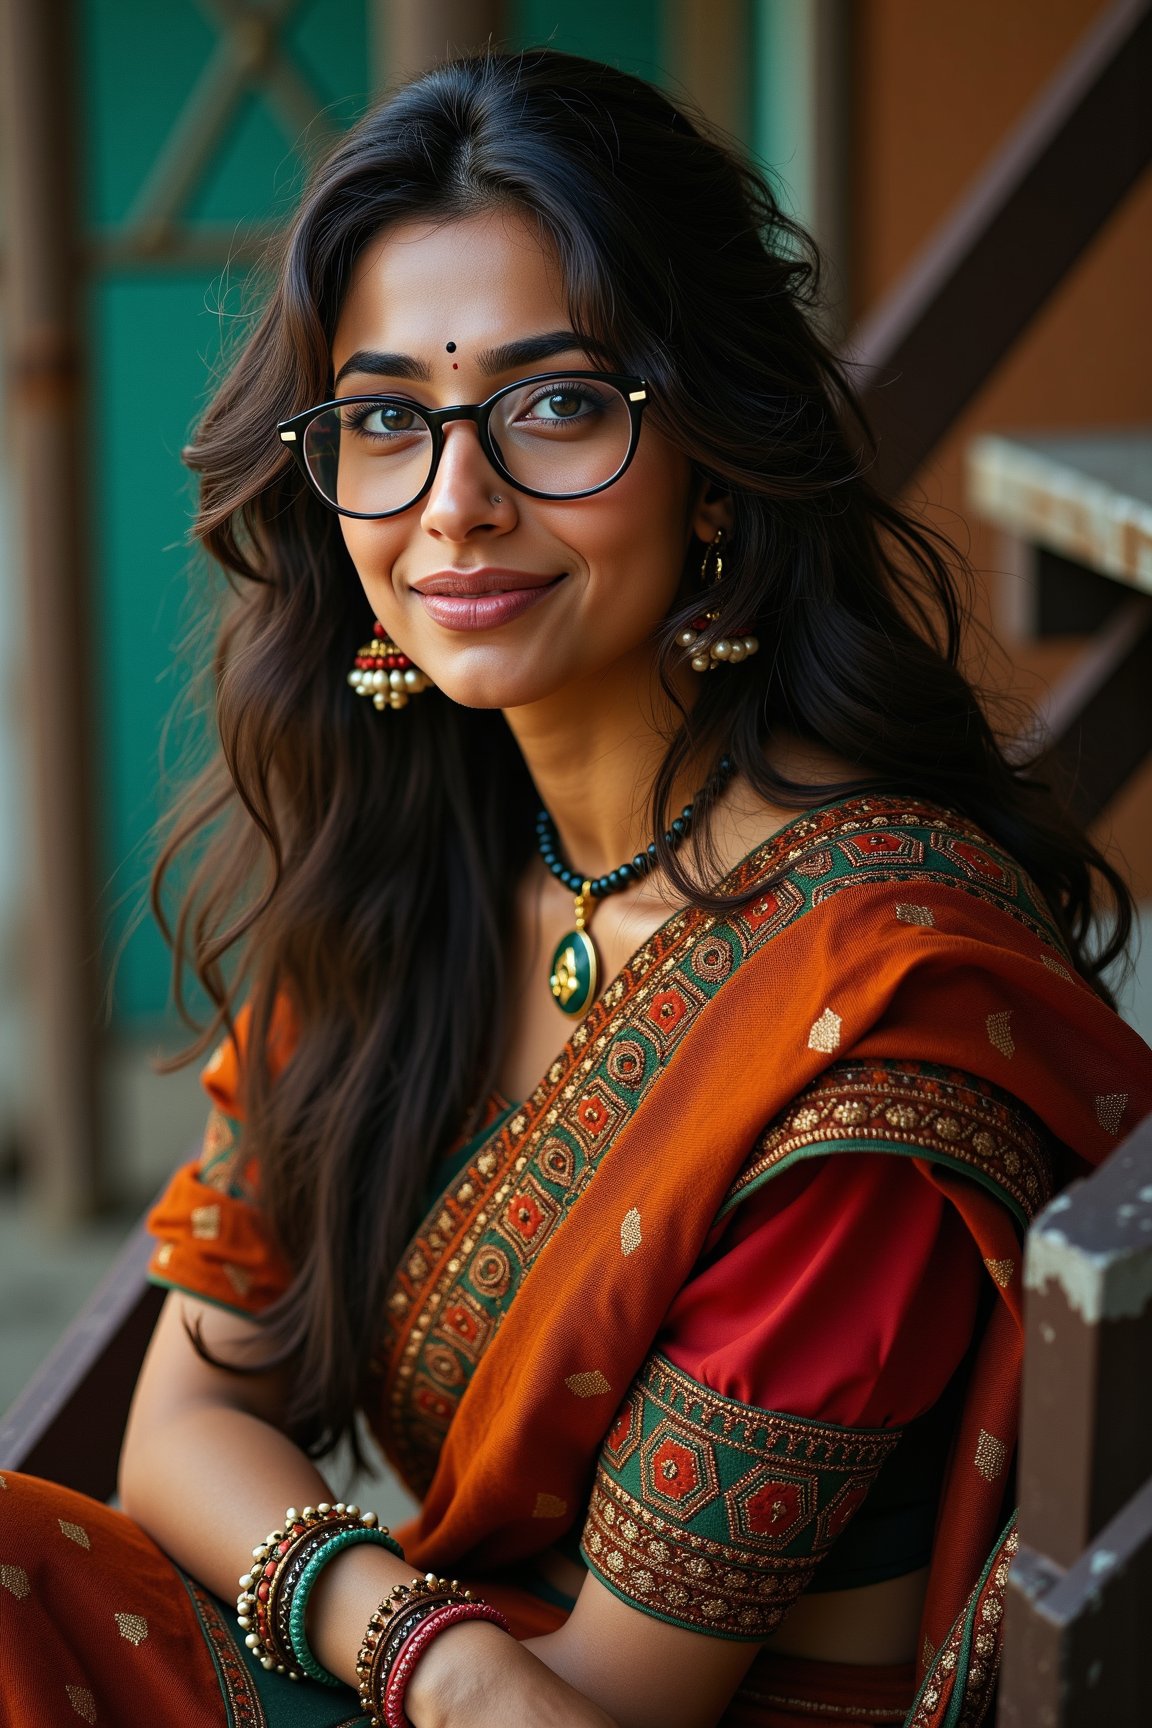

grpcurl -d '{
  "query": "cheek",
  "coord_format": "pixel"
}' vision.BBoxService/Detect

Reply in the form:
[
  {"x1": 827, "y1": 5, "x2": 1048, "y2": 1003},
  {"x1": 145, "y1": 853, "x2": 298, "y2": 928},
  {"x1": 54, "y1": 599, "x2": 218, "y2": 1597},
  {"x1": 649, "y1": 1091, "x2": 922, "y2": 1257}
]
[{"x1": 339, "y1": 519, "x2": 404, "y2": 597}]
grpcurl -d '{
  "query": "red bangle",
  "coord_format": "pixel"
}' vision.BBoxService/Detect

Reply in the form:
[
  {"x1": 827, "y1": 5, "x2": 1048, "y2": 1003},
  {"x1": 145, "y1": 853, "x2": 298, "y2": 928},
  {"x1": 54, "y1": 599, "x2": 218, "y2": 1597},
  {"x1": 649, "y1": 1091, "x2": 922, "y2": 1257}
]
[{"x1": 383, "y1": 1600, "x2": 511, "y2": 1728}]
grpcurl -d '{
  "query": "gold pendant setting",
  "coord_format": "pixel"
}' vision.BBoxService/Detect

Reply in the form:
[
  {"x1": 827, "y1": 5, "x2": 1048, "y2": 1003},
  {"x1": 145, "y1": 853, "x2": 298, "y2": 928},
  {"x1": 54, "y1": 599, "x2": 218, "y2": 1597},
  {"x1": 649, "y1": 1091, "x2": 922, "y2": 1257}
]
[{"x1": 549, "y1": 881, "x2": 599, "y2": 1017}]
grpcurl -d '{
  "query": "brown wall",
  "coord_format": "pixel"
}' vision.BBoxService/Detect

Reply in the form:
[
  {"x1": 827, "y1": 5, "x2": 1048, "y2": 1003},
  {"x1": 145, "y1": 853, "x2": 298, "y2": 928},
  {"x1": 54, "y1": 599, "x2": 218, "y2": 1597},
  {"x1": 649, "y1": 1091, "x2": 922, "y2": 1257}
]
[{"x1": 851, "y1": 0, "x2": 1152, "y2": 898}]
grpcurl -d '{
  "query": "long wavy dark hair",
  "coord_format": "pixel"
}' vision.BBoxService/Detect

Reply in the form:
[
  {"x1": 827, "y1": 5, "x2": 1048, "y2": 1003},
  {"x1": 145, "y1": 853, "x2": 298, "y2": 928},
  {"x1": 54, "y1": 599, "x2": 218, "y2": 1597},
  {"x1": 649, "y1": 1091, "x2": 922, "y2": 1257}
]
[{"x1": 155, "y1": 47, "x2": 1134, "y2": 1457}]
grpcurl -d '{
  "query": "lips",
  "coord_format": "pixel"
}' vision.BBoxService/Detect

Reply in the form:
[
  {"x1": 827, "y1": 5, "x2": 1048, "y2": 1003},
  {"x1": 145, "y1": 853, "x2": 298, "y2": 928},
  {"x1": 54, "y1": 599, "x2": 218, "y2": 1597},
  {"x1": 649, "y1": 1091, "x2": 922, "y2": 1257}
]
[
  {"x1": 411, "y1": 567, "x2": 567, "y2": 632},
  {"x1": 412, "y1": 568, "x2": 562, "y2": 596}
]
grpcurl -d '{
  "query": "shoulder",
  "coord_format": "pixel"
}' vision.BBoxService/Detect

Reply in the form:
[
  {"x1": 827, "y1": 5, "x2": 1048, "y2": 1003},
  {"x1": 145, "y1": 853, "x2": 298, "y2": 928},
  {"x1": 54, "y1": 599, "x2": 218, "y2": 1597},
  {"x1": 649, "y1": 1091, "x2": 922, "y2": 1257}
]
[{"x1": 718, "y1": 790, "x2": 1065, "y2": 961}]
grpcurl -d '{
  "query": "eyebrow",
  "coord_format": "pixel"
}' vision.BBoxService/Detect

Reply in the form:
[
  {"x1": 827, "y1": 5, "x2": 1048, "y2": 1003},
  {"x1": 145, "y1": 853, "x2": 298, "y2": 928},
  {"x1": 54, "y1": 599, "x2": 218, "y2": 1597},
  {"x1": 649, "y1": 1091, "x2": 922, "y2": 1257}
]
[{"x1": 333, "y1": 329, "x2": 598, "y2": 388}]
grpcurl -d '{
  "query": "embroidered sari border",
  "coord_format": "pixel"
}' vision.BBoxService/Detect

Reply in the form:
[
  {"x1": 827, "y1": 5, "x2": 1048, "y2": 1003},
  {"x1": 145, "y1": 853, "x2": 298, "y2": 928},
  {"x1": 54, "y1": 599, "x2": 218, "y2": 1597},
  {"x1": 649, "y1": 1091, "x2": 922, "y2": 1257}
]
[
  {"x1": 720, "y1": 1061, "x2": 1053, "y2": 1229},
  {"x1": 906, "y1": 1518, "x2": 1017, "y2": 1728},
  {"x1": 375, "y1": 799, "x2": 1066, "y2": 1493},
  {"x1": 180, "y1": 1575, "x2": 365, "y2": 1728},
  {"x1": 580, "y1": 1353, "x2": 902, "y2": 1640}
]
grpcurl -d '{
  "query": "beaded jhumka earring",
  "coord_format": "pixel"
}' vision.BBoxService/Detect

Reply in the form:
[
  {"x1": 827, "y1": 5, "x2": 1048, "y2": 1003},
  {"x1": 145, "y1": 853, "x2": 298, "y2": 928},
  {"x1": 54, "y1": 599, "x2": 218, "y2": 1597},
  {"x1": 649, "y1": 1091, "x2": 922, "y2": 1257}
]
[
  {"x1": 348, "y1": 623, "x2": 434, "y2": 710},
  {"x1": 677, "y1": 531, "x2": 760, "y2": 671}
]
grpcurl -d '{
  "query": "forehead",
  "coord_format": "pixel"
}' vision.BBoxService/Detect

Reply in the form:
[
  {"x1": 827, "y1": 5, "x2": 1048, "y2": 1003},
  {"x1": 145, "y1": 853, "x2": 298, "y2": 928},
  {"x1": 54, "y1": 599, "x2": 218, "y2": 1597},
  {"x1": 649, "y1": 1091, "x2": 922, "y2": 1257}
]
[{"x1": 332, "y1": 207, "x2": 572, "y2": 364}]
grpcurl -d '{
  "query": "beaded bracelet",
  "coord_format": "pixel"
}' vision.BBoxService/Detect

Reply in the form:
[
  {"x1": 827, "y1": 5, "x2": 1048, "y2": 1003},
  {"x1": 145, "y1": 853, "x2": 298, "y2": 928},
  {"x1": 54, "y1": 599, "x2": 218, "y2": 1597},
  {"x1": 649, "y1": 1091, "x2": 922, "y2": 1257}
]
[
  {"x1": 270, "y1": 1522, "x2": 349, "y2": 1673},
  {"x1": 288, "y1": 1525, "x2": 405, "y2": 1685},
  {"x1": 237, "y1": 1503, "x2": 402, "y2": 1678},
  {"x1": 356, "y1": 1576, "x2": 469, "y2": 1725},
  {"x1": 383, "y1": 1600, "x2": 511, "y2": 1728}
]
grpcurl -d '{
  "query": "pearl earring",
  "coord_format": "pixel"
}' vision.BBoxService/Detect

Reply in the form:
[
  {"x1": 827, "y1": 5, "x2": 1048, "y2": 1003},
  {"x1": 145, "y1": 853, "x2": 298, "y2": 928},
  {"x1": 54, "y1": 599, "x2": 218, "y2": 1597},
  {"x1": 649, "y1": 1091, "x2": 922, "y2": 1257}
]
[
  {"x1": 676, "y1": 532, "x2": 759, "y2": 672},
  {"x1": 348, "y1": 622, "x2": 434, "y2": 710}
]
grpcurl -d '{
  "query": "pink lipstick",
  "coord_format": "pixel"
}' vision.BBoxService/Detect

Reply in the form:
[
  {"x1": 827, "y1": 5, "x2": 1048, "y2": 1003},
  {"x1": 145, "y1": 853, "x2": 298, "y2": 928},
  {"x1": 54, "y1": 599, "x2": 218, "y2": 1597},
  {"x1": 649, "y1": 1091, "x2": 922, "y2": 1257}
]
[{"x1": 412, "y1": 569, "x2": 565, "y2": 632}]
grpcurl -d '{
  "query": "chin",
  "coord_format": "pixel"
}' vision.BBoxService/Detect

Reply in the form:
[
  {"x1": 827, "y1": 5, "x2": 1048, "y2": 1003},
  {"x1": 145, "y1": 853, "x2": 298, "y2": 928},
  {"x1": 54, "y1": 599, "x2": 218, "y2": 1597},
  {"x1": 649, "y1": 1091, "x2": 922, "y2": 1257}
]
[{"x1": 430, "y1": 664, "x2": 565, "y2": 711}]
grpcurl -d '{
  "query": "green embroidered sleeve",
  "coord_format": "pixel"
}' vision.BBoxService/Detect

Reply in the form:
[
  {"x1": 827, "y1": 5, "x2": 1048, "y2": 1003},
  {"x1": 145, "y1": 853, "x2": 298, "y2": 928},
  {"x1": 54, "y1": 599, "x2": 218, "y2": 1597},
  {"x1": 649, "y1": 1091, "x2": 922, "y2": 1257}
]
[{"x1": 580, "y1": 1353, "x2": 903, "y2": 1640}]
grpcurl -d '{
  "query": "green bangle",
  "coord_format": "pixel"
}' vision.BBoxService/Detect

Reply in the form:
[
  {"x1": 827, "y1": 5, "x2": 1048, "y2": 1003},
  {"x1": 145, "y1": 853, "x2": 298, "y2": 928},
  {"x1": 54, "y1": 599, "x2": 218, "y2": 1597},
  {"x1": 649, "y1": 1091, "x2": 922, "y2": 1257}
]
[{"x1": 288, "y1": 1526, "x2": 406, "y2": 1685}]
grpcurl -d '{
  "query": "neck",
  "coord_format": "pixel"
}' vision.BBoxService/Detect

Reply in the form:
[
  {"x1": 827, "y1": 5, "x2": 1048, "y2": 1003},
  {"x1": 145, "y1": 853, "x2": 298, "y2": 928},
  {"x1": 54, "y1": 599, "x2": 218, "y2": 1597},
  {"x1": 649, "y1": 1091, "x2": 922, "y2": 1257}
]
[{"x1": 502, "y1": 642, "x2": 710, "y2": 882}]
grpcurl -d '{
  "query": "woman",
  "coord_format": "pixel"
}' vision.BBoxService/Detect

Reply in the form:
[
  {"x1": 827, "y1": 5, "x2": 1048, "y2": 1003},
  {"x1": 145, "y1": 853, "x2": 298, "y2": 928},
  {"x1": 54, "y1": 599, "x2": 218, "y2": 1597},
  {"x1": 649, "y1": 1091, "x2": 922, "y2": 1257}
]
[{"x1": 3, "y1": 48, "x2": 1150, "y2": 1728}]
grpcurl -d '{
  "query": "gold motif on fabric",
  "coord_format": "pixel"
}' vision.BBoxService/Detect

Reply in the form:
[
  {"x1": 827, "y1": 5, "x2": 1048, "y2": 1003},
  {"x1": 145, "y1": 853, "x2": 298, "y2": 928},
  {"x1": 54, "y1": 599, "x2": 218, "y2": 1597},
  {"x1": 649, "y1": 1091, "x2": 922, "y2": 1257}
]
[
  {"x1": 1094, "y1": 1092, "x2": 1127, "y2": 1134},
  {"x1": 375, "y1": 801, "x2": 1065, "y2": 1495},
  {"x1": 985, "y1": 1011, "x2": 1015, "y2": 1058},
  {"x1": 115, "y1": 1612, "x2": 149, "y2": 1645},
  {"x1": 66, "y1": 1686, "x2": 97, "y2": 1723},
  {"x1": 727, "y1": 1062, "x2": 1053, "y2": 1225},
  {"x1": 190, "y1": 1203, "x2": 221, "y2": 1240},
  {"x1": 223, "y1": 1263, "x2": 253, "y2": 1297},
  {"x1": 973, "y1": 1431, "x2": 1007, "y2": 1482},
  {"x1": 908, "y1": 1523, "x2": 1017, "y2": 1728},
  {"x1": 1, "y1": 1562, "x2": 30, "y2": 1598},
  {"x1": 154, "y1": 1242, "x2": 174, "y2": 1268},
  {"x1": 896, "y1": 903, "x2": 935, "y2": 926},
  {"x1": 59, "y1": 1519, "x2": 91, "y2": 1549},
  {"x1": 566, "y1": 1370, "x2": 613, "y2": 1397},
  {"x1": 807, "y1": 1008, "x2": 842, "y2": 1054},
  {"x1": 984, "y1": 1257, "x2": 1014, "y2": 1288},
  {"x1": 533, "y1": 1492, "x2": 568, "y2": 1518},
  {"x1": 1040, "y1": 953, "x2": 1072, "y2": 980},
  {"x1": 620, "y1": 1207, "x2": 643, "y2": 1256}
]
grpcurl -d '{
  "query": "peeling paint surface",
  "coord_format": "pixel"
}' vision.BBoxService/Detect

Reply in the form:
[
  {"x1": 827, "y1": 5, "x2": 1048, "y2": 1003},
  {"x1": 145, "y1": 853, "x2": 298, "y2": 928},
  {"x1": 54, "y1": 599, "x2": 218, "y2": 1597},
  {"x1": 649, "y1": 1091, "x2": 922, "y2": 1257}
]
[{"x1": 1025, "y1": 1226, "x2": 1152, "y2": 1322}]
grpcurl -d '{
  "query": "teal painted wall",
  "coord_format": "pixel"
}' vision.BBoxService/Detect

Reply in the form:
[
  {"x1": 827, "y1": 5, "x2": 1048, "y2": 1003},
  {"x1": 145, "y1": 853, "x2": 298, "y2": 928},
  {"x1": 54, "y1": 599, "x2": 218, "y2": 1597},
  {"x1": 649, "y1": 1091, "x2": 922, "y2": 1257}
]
[
  {"x1": 511, "y1": 0, "x2": 664, "y2": 78},
  {"x1": 86, "y1": 2, "x2": 787, "y2": 1027},
  {"x1": 82, "y1": 0, "x2": 370, "y2": 1025}
]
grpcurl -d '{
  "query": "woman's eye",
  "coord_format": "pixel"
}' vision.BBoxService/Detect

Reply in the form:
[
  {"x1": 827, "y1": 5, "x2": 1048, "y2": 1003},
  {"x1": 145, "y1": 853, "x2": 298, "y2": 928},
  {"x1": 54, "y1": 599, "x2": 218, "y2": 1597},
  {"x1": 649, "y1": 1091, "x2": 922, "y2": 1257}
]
[
  {"x1": 365, "y1": 404, "x2": 418, "y2": 434},
  {"x1": 338, "y1": 401, "x2": 421, "y2": 435},
  {"x1": 521, "y1": 386, "x2": 599, "y2": 423},
  {"x1": 540, "y1": 391, "x2": 584, "y2": 418}
]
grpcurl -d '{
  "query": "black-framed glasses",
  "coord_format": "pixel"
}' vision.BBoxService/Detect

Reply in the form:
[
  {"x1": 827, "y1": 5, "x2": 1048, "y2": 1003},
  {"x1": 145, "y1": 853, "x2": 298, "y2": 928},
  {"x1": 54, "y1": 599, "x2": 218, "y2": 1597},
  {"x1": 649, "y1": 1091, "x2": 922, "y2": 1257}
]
[{"x1": 277, "y1": 370, "x2": 649, "y2": 519}]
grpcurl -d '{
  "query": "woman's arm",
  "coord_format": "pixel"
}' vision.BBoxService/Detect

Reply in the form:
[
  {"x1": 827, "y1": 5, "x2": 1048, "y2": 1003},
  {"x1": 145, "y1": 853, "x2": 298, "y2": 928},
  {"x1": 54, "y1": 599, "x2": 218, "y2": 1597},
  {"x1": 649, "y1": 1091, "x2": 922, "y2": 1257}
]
[
  {"x1": 118, "y1": 1293, "x2": 617, "y2": 1726},
  {"x1": 526, "y1": 1580, "x2": 760, "y2": 1728}
]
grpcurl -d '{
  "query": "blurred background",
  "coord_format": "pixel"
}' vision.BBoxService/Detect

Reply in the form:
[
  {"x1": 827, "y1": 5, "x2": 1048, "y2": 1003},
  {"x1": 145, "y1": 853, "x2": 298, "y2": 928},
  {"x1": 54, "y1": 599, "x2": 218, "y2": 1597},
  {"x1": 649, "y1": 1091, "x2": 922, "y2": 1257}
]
[{"x1": 0, "y1": 0, "x2": 1149, "y2": 1411}]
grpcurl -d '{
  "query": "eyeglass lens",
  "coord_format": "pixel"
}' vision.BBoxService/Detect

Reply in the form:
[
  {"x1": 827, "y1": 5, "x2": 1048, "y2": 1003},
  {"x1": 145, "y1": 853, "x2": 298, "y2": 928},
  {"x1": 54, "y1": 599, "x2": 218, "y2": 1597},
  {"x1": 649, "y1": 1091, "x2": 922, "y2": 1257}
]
[{"x1": 301, "y1": 377, "x2": 635, "y2": 514}]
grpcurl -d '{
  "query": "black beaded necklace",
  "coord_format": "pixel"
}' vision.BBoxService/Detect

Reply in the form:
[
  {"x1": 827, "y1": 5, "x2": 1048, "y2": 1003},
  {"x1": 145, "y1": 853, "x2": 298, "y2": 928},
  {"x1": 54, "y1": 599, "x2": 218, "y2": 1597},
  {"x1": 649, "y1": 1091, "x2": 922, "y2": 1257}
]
[{"x1": 536, "y1": 755, "x2": 734, "y2": 1017}]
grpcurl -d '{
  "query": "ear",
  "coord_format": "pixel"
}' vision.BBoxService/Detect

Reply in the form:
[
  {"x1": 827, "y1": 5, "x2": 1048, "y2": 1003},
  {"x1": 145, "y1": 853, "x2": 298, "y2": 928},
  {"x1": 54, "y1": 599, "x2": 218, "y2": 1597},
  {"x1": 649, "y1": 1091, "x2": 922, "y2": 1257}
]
[{"x1": 689, "y1": 478, "x2": 734, "y2": 546}]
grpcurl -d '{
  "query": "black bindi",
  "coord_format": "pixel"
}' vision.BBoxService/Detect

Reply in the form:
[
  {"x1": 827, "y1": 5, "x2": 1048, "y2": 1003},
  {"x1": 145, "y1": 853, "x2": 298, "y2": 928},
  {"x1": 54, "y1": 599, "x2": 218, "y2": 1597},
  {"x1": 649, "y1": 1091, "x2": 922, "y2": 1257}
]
[{"x1": 445, "y1": 341, "x2": 457, "y2": 352}]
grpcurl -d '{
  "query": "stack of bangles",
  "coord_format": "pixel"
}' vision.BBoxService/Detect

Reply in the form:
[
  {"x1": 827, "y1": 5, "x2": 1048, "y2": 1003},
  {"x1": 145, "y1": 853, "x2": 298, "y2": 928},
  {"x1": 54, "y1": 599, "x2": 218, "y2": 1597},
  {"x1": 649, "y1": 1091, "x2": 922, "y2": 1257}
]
[{"x1": 236, "y1": 1503, "x2": 510, "y2": 1727}]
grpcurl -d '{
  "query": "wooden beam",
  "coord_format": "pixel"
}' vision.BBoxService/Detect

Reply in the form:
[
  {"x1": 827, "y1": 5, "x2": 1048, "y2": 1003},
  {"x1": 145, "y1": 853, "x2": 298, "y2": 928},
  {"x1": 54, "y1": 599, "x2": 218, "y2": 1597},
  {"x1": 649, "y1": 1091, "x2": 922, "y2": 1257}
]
[
  {"x1": 999, "y1": 1113, "x2": 1152, "y2": 1722},
  {"x1": 846, "y1": 0, "x2": 1152, "y2": 495},
  {"x1": 1036, "y1": 596, "x2": 1152, "y2": 828},
  {"x1": 0, "y1": 0, "x2": 104, "y2": 1218},
  {"x1": 665, "y1": 0, "x2": 750, "y2": 143},
  {"x1": 0, "y1": 1221, "x2": 162, "y2": 1499},
  {"x1": 1001, "y1": 1476, "x2": 1152, "y2": 1723},
  {"x1": 370, "y1": 0, "x2": 506, "y2": 90}
]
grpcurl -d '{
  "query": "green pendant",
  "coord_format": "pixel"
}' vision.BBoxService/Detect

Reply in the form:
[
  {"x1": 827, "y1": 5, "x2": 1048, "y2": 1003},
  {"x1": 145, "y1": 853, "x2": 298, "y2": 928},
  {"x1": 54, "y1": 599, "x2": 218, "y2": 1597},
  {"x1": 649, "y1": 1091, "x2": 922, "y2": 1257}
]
[{"x1": 549, "y1": 927, "x2": 598, "y2": 1016}]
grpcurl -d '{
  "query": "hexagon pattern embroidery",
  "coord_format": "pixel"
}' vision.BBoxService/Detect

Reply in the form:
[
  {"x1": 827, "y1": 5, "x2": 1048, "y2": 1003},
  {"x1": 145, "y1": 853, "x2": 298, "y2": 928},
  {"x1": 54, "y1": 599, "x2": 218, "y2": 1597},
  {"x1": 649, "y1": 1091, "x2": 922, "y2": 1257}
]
[
  {"x1": 66, "y1": 1687, "x2": 97, "y2": 1723},
  {"x1": 984, "y1": 1258, "x2": 1014, "y2": 1289},
  {"x1": 651, "y1": 1437, "x2": 700, "y2": 1502},
  {"x1": 807, "y1": 1008, "x2": 841, "y2": 1054},
  {"x1": 58, "y1": 1520, "x2": 90, "y2": 1549}
]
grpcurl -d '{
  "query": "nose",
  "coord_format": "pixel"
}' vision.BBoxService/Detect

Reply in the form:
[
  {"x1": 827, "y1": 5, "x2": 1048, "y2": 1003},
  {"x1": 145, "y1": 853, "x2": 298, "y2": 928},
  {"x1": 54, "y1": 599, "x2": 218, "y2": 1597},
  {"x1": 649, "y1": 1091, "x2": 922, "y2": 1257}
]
[{"x1": 419, "y1": 419, "x2": 515, "y2": 541}]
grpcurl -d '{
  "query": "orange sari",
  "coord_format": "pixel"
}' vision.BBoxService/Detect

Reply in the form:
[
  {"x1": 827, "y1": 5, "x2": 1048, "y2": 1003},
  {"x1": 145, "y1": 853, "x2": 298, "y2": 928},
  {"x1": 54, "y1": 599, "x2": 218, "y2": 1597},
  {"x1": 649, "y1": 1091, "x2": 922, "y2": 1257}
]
[{"x1": 4, "y1": 794, "x2": 1151, "y2": 1728}]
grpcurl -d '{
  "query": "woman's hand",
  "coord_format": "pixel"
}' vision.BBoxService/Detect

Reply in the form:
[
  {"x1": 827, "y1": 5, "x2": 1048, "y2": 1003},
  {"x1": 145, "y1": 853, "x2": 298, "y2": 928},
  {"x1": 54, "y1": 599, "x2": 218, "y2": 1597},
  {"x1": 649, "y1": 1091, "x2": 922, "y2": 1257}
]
[{"x1": 406, "y1": 1620, "x2": 619, "y2": 1728}]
